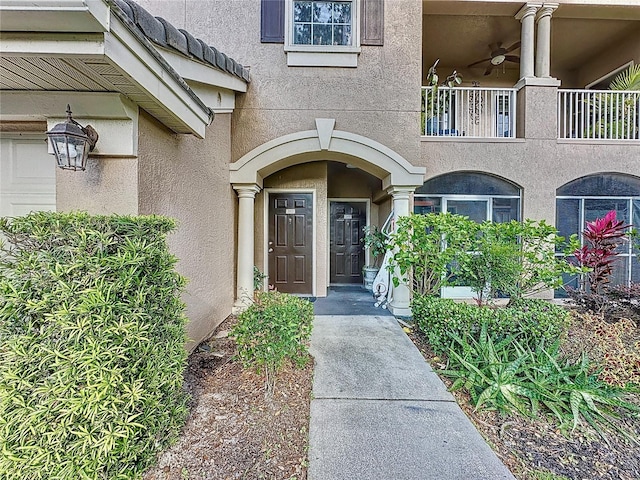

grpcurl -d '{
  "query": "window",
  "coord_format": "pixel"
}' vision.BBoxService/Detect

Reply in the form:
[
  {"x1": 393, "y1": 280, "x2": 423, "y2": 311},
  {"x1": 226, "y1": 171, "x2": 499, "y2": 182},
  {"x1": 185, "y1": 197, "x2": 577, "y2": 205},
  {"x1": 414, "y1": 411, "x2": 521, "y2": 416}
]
[
  {"x1": 285, "y1": 0, "x2": 360, "y2": 66},
  {"x1": 555, "y1": 173, "x2": 640, "y2": 297},
  {"x1": 261, "y1": 0, "x2": 383, "y2": 66},
  {"x1": 292, "y1": 1, "x2": 353, "y2": 46}
]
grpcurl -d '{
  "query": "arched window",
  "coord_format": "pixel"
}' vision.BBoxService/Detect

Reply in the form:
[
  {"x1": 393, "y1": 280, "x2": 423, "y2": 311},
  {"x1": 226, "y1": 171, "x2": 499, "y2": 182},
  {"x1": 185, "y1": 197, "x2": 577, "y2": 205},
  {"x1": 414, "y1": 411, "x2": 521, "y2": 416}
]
[
  {"x1": 415, "y1": 171, "x2": 521, "y2": 223},
  {"x1": 556, "y1": 173, "x2": 640, "y2": 295}
]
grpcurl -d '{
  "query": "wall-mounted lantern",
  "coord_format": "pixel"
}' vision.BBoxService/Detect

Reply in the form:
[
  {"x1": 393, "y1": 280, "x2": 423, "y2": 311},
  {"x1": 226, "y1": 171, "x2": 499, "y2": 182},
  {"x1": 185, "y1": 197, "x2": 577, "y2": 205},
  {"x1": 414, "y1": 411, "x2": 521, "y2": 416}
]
[{"x1": 46, "y1": 105, "x2": 99, "y2": 171}]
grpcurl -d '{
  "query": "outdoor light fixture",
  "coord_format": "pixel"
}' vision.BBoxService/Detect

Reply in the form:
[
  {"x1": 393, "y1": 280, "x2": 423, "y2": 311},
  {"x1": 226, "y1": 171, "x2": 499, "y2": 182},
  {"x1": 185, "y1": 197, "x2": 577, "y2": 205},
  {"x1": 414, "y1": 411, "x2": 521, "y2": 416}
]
[{"x1": 46, "y1": 104, "x2": 99, "y2": 171}]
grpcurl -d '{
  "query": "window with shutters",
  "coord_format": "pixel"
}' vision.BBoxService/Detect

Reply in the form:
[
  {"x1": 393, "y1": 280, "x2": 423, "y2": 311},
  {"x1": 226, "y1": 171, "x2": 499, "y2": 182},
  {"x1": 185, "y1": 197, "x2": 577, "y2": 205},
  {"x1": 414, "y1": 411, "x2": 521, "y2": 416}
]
[{"x1": 285, "y1": 0, "x2": 360, "y2": 66}]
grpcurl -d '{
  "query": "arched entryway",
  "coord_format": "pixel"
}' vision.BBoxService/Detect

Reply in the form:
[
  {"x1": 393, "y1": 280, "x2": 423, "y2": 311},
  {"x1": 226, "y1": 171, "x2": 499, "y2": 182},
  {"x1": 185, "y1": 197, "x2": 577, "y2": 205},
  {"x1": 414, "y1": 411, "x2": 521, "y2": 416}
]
[{"x1": 230, "y1": 119, "x2": 425, "y2": 316}]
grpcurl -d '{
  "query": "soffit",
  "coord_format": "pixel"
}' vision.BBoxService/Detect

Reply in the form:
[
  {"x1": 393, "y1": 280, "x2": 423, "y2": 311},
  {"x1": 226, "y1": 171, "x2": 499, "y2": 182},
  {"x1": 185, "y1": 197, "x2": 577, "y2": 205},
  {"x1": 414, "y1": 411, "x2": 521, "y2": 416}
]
[{"x1": 422, "y1": 2, "x2": 640, "y2": 85}]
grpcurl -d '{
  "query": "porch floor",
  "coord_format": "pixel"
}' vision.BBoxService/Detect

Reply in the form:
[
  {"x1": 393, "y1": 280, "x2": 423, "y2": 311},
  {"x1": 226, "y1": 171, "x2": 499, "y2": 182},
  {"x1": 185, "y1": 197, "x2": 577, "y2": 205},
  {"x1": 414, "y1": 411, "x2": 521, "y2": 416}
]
[{"x1": 312, "y1": 285, "x2": 393, "y2": 316}]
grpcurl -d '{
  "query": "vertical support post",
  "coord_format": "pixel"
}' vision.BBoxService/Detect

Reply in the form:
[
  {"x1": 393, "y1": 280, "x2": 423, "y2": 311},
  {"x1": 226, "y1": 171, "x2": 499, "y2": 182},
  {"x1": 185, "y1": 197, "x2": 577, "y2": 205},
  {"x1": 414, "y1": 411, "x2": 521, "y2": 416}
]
[
  {"x1": 516, "y1": 3, "x2": 540, "y2": 80},
  {"x1": 535, "y1": 4, "x2": 558, "y2": 78},
  {"x1": 387, "y1": 187, "x2": 414, "y2": 317},
  {"x1": 233, "y1": 184, "x2": 261, "y2": 313}
]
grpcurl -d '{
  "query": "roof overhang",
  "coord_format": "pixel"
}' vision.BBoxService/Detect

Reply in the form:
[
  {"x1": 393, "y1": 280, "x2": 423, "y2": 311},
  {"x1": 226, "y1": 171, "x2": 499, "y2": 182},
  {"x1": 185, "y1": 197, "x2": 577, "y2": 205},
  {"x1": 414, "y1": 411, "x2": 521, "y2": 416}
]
[{"x1": 0, "y1": 0, "x2": 246, "y2": 137}]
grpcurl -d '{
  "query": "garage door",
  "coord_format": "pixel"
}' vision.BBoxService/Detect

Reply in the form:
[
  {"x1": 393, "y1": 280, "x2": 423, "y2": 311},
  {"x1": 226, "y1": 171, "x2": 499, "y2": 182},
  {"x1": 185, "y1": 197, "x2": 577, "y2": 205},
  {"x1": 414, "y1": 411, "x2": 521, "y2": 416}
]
[{"x1": 0, "y1": 134, "x2": 56, "y2": 217}]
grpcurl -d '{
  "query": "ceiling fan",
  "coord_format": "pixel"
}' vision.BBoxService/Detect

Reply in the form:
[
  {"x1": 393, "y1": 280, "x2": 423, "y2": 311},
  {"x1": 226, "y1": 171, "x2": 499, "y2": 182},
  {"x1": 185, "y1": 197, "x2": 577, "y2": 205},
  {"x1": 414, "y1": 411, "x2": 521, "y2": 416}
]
[{"x1": 467, "y1": 41, "x2": 521, "y2": 76}]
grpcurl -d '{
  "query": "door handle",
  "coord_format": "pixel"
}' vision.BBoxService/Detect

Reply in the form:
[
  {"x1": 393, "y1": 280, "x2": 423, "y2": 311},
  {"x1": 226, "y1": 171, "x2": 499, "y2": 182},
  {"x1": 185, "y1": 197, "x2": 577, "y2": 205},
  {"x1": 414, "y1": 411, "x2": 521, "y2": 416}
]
[{"x1": 268, "y1": 248, "x2": 274, "y2": 253}]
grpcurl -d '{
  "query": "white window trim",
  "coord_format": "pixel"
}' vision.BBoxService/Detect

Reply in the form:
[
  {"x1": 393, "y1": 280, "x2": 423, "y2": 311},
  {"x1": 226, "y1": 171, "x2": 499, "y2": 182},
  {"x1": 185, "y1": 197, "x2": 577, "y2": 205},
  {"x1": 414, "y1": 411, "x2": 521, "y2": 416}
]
[{"x1": 284, "y1": 0, "x2": 361, "y2": 67}]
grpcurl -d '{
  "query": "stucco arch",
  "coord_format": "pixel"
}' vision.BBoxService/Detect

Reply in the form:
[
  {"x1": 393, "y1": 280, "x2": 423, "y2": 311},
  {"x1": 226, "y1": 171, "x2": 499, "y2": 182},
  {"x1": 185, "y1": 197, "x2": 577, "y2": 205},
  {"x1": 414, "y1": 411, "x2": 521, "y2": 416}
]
[{"x1": 229, "y1": 119, "x2": 425, "y2": 189}]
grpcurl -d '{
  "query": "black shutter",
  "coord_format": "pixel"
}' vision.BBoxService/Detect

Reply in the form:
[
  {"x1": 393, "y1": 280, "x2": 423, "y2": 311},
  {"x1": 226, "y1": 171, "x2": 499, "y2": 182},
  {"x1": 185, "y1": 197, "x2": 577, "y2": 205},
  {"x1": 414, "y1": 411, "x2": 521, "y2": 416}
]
[
  {"x1": 261, "y1": 0, "x2": 285, "y2": 43},
  {"x1": 361, "y1": 0, "x2": 384, "y2": 46}
]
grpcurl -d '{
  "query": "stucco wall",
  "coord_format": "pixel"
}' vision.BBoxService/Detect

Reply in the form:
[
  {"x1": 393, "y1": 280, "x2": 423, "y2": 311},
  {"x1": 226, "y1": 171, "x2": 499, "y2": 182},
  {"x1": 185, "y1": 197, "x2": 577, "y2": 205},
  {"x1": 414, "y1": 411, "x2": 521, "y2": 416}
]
[
  {"x1": 137, "y1": 110, "x2": 236, "y2": 351},
  {"x1": 56, "y1": 157, "x2": 138, "y2": 214},
  {"x1": 420, "y1": 137, "x2": 640, "y2": 223},
  {"x1": 575, "y1": 28, "x2": 640, "y2": 88},
  {"x1": 137, "y1": 0, "x2": 423, "y2": 166}
]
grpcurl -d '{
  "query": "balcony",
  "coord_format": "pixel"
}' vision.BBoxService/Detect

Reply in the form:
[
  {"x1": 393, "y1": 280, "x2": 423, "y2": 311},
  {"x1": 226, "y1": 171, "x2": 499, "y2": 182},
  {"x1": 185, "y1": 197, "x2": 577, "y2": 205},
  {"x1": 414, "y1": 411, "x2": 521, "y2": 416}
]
[
  {"x1": 558, "y1": 89, "x2": 640, "y2": 141},
  {"x1": 421, "y1": 86, "x2": 517, "y2": 139}
]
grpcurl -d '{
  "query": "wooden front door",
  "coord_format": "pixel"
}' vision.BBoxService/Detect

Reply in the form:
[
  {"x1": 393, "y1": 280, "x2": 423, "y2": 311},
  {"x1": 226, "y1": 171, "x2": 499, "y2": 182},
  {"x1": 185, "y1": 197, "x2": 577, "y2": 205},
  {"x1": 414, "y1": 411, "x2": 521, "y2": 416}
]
[
  {"x1": 268, "y1": 192, "x2": 313, "y2": 294},
  {"x1": 330, "y1": 201, "x2": 366, "y2": 284}
]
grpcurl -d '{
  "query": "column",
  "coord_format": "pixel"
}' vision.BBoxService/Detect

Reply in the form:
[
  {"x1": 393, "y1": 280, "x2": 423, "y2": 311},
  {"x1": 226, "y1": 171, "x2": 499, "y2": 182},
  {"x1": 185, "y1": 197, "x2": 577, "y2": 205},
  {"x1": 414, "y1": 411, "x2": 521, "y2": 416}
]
[
  {"x1": 233, "y1": 184, "x2": 261, "y2": 312},
  {"x1": 515, "y1": 3, "x2": 540, "y2": 80},
  {"x1": 387, "y1": 187, "x2": 413, "y2": 317},
  {"x1": 535, "y1": 4, "x2": 558, "y2": 78}
]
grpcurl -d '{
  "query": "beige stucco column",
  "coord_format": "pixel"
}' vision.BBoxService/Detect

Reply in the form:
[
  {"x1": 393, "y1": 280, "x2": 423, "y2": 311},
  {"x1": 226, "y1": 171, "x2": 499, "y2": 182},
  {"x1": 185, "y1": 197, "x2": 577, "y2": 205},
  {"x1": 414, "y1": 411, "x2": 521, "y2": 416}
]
[
  {"x1": 387, "y1": 187, "x2": 413, "y2": 317},
  {"x1": 233, "y1": 183, "x2": 261, "y2": 312},
  {"x1": 535, "y1": 4, "x2": 558, "y2": 78},
  {"x1": 516, "y1": 3, "x2": 541, "y2": 80}
]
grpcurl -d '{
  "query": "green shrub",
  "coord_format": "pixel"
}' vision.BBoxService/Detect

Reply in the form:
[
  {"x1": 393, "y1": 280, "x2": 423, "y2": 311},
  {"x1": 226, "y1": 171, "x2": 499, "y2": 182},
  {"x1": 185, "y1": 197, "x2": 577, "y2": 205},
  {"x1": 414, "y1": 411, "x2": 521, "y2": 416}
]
[
  {"x1": 232, "y1": 291, "x2": 313, "y2": 388},
  {"x1": 412, "y1": 295, "x2": 568, "y2": 354},
  {"x1": 442, "y1": 321, "x2": 640, "y2": 441},
  {"x1": 0, "y1": 212, "x2": 189, "y2": 479}
]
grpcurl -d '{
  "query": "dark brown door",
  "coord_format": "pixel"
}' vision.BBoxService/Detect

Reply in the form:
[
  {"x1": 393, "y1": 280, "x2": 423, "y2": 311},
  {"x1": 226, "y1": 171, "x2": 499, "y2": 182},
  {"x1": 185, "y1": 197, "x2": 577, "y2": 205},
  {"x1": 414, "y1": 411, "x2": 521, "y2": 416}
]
[
  {"x1": 330, "y1": 201, "x2": 366, "y2": 284},
  {"x1": 268, "y1": 192, "x2": 313, "y2": 294}
]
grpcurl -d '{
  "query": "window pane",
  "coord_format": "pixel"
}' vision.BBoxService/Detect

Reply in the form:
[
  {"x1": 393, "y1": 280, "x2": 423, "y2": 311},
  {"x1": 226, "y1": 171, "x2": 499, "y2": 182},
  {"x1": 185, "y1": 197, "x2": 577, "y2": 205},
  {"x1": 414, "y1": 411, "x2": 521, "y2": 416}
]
[
  {"x1": 584, "y1": 198, "x2": 630, "y2": 224},
  {"x1": 313, "y1": 2, "x2": 332, "y2": 23},
  {"x1": 492, "y1": 198, "x2": 520, "y2": 223},
  {"x1": 556, "y1": 198, "x2": 580, "y2": 251},
  {"x1": 294, "y1": 24, "x2": 311, "y2": 44},
  {"x1": 609, "y1": 256, "x2": 629, "y2": 287},
  {"x1": 294, "y1": 1, "x2": 312, "y2": 21},
  {"x1": 313, "y1": 24, "x2": 332, "y2": 44},
  {"x1": 446, "y1": 200, "x2": 487, "y2": 223},
  {"x1": 414, "y1": 197, "x2": 441, "y2": 215},
  {"x1": 417, "y1": 172, "x2": 520, "y2": 195},
  {"x1": 333, "y1": 25, "x2": 351, "y2": 45},
  {"x1": 333, "y1": 2, "x2": 351, "y2": 23},
  {"x1": 557, "y1": 173, "x2": 640, "y2": 196}
]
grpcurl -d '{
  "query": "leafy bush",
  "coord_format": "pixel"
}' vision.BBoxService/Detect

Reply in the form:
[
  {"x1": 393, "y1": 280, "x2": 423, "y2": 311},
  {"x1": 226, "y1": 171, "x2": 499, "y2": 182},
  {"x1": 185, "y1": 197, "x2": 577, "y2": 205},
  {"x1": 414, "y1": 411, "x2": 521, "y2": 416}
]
[
  {"x1": 572, "y1": 210, "x2": 629, "y2": 293},
  {"x1": 390, "y1": 214, "x2": 578, "y2": 303},
  {"x1": 442, "y1": 322, "x2": 640, "y2": 441},
  {"x1": 232, "y1": 291, "x2": 313, "y2": 390},
  {"x1": 389, "y1": 213, "x2": 479, "y2": 296},
  {"x1": 0, "y1": 212, "x2": 189, "y2": 479},
  {"x1": 412, "y1": 295, "x2": 568, "y2": 355}
]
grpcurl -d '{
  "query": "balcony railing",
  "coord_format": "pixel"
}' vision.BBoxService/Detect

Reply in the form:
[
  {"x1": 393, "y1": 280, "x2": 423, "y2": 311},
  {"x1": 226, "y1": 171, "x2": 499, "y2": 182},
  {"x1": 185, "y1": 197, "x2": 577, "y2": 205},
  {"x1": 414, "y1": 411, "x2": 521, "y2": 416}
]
[
  {"x1": 558, "y1": 89, "x2": 640, "y2": 140},
  {"x1": 422, "y1": 86, "x2": 517, "y2": 138}
]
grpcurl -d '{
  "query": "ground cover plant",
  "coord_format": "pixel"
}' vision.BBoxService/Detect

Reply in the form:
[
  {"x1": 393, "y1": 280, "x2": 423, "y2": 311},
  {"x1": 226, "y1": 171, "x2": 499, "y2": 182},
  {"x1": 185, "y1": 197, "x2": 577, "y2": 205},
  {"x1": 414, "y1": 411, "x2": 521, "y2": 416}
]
[{"x1": 0, "y1": 212, "x2": 189, "y2": 479}]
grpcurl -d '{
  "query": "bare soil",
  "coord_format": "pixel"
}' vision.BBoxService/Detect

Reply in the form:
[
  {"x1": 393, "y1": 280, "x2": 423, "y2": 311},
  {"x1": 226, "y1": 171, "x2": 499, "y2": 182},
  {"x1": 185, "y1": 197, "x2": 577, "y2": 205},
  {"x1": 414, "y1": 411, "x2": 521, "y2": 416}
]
[
  {"x1": 143, "y1": 315, "x2": 313, "y2": 480},
  {"x1": 145, "y1": 311, "x2": 639, "y2": 480}
]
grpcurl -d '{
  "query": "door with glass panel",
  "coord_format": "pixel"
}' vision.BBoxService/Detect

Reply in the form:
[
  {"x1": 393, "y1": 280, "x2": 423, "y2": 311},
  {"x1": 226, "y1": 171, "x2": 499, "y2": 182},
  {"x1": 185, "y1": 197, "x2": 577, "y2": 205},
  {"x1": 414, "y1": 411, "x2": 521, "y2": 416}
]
[{"x1": 441, "y1": 198, "x2": 489, "y2": 298}]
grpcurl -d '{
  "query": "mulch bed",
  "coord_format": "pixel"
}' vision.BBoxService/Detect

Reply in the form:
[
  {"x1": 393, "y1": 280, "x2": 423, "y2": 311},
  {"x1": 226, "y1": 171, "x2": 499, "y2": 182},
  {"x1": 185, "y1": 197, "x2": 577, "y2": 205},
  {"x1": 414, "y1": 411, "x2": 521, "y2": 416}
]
[
  {"x1": 407, "y1": 318, "x2": 640, "y2": 480},
  {"x1": 143, "y1": 315, "x2": 313, "y2": 480},
  {"x1": 144, "y1": 310, "x2": 639, "y2": 480}
]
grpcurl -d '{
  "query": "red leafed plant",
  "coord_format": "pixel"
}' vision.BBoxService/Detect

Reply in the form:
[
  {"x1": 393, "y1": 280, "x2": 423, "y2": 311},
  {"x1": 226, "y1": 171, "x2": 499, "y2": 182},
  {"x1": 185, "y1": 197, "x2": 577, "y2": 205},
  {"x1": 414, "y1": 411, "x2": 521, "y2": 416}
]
[{"x1": 573, "y1": 210, "x2": 630, "y2": 293}]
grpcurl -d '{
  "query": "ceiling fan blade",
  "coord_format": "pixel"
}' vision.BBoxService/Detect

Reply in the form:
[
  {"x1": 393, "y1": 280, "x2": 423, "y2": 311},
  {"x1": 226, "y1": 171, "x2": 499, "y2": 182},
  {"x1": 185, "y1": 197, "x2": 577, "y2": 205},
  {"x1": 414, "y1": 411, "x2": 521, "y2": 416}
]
[
  {"x1": 468, "y1": 58, "x2": 492, "y2": 68},
  {"x1": 505, "y1": 41, "x2": 521, "y2": 53},
  {"x1": 504, "y1": 55, "x2": 520, "y2": 63},
  {"x1": 484, "y1": 65, "x2": 494, "y2": 76}
]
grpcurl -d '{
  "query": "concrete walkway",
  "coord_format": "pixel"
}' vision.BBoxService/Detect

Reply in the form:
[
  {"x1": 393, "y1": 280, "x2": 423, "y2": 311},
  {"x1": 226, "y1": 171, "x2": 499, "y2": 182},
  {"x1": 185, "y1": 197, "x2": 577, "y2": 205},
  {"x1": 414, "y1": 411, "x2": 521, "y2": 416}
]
[{"x1": 307, "y1": 315, "x2": 516, "y2": 480}]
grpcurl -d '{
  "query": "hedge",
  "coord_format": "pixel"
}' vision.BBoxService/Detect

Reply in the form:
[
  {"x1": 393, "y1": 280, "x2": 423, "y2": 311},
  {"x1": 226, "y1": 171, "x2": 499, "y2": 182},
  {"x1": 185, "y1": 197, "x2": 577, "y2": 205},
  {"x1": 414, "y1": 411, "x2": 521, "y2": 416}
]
[{"x1": 0, "y1": 212, "x2": 189, "y2": 479}]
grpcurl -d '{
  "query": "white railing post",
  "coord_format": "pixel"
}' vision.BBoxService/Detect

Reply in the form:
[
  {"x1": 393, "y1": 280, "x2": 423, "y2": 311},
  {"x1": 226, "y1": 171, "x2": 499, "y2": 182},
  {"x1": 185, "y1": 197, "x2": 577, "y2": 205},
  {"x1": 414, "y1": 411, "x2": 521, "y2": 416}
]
[
  {"x1": 557, "y1": 89, "x2": 640, "y2": 141},
  {"x1": 421, "y1": 86, "x2": 517, "y2": 139}
]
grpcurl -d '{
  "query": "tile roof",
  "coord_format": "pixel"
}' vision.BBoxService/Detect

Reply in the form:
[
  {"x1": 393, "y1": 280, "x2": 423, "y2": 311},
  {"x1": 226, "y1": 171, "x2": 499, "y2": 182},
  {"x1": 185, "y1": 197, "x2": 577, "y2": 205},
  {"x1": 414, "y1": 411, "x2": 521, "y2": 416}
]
[{"x1": 113, "y1": 0, "x2": 250, "y2": 83}]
